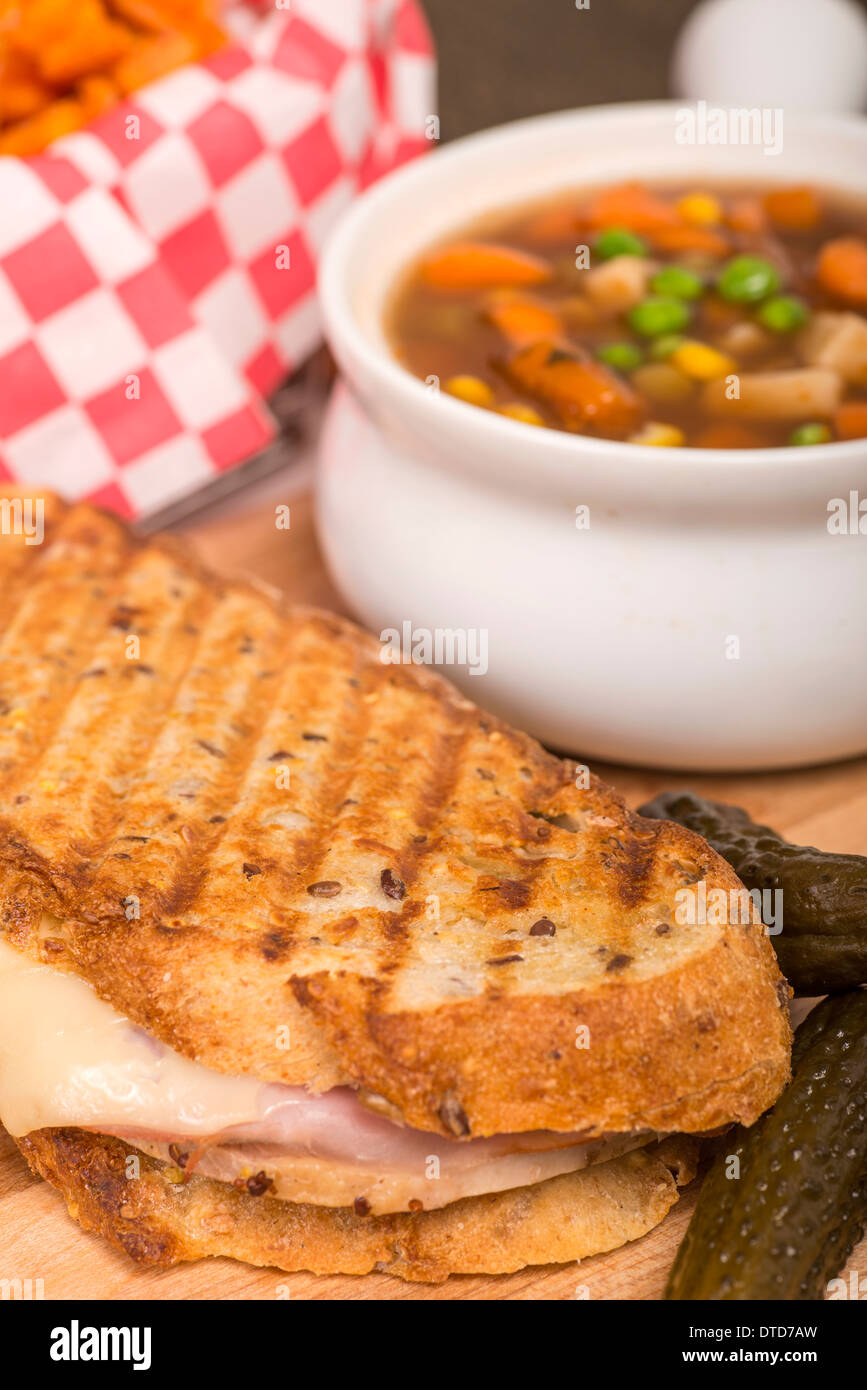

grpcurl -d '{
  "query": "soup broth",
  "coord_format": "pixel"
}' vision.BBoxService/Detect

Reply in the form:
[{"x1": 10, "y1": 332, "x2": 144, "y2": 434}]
[{"x1": 388, "y1": 181, "x2": 867, "y2": 449}]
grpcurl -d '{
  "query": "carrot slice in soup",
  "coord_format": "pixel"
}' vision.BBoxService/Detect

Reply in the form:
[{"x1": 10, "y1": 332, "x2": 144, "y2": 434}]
[
  {"x1": 419, "y1": 242, "x2": 553, "y2": 291},
  {"x1": 816, "y1": 238, "x2": 867, "y2": 308},
  {"x1": 586, "y1": 182, "x2": 681, "y2": 232},
  {"x1": 651, "y1": 225, "x2": 731, "y2": 258},
  {"x1": 763, "y1": 186, "x2": 821, "y2": 231},
  {"x1": 725, "y1": 197, "x2": 767, "y2": 234},
  {"x1": 501, "y1": 340, "x2": 645, "y2": 434},
  {"x1": 834, "y1": 401, "x2": 867, "y2": 440},
  {"x1": 485, "y1": 297, "x2": 563, "y2": 346}
]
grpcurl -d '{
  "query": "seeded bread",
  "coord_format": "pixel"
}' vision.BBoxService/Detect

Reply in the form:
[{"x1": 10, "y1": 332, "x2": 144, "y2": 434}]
[
  {"x1": 0, "y1": 493, "x2": 791, "y2": 1141},
  {"x1": 17, "y1": 1127, "x2": 699, "y2": 1283}
]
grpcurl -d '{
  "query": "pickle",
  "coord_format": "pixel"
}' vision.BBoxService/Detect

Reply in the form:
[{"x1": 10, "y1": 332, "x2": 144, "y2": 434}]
[
  {"x1": 665, "y1": 989, "x2": 867, "y2": 1300},
  {"x1": 639, "y1": 790, "x2": 867, "y2": 993}
]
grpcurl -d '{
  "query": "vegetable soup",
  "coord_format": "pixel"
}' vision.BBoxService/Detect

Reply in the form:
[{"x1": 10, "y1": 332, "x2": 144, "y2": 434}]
[{"x1": 388, "y1": 182, "x2": 867, "y2": 449}]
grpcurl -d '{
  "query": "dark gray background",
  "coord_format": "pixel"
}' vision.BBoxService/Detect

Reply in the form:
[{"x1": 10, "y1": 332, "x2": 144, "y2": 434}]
[{"x1": 421, "y1": 0, "x2": 867, "y2": 140}]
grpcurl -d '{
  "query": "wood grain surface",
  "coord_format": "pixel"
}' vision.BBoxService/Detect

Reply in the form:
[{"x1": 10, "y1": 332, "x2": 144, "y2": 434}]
[{"x1": 2, "y1": 484, "x2": 864, "y2": 1301}]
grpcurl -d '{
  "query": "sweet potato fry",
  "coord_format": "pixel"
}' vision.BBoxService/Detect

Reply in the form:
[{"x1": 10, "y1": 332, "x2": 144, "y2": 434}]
[
  {"x1": 110, "y1": 0, "x2": 178, "y2": 31},
  {"x1": 0, "y1": 98, "x2": 84, "y2": 155},
  {"x1": 8, "y1": 0, "x2": 68, "y2": 60},
  {"x1": 0, "y1": 74, "x2": 50, "y2": 123},
  {"x1": 79, "y1": 75, "x2": 119, "y2": 119},
  {"x1": 113, "y1": 31, "x2": 196, "y2": 93},
  {"x1": 0, "y1": 0, "x2": 226, "y2": 153},
  {"x1": 0, "y1": 46, "x2": 50, "y2": 121},
  {"x1": 41, "y1": 22, "x2": 132, "y2": 86}
]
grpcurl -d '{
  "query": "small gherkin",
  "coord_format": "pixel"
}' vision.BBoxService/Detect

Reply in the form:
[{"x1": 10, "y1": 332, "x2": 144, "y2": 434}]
[
  {"x1": 639, "y1": 790, "x2": 867, "y2": 995},
  {"x1": 665, "y1": 990, "x2": 867, "y2": 1300}
]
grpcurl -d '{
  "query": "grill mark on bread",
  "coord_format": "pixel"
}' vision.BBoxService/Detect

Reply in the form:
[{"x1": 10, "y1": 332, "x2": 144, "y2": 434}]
[
  {"x1": 0, "y1": 510, "x2": 143, "y2": 807},
  {"x1": 379, "y1": 899, "x2": 424, "y2": 946},
  {"x1": 73, "y1": 585, "x2": 286, "y2": 926},
  {"x1": 600, "y1": 820, "x2": 663, "y2": 910},
  {"x1": 0, "y1": 495, "x2": 66, "y2": 626},
  {"x1": 146, "y1": 609, "x2": 297, "y2": 923},
  {"x1": 363, "y1": 716, "x2": 478, "y2": 993},
  {"x1": 156, "y1": 621, "x2": 377, "y2": 957},
  {"x1": 249, "y1": 642, "x2": 389, "y2": 925},
  {"x1": 2, "y1": 547, "x2": 225, "y2": 894},
  {"x1": 495, "y1": 878, "x2": 531, "y2": 908},
  {"x1": 0, "y1": 496, "x2": 792, "y2": 1139}
]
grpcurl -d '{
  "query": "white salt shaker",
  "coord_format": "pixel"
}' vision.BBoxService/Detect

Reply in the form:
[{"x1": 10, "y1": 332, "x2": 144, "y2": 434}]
[{"x1": 671, "y1": 0, "x2": 867, "y2": 112}]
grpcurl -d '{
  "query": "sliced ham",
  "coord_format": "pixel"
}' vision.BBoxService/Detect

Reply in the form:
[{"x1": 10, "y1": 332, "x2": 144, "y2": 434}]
[
  {"x1": 111, "y1": 1091, "x2": 652, "y2": 1214},
  {"x1": 0, "y1": 941, "x2": 653, "y2": 1214}
]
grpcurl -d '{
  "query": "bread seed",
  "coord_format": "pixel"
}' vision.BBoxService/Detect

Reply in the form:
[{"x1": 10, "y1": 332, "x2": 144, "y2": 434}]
[
  {"x1": 530, "y1": 918, "x2": 556, "y2": 936},
  {"x1": 381, "y1": 869, "x2": 406, "y2": 900},
  {"x1": 307, "y1": 880, "x2": 342, "y2": 897},
  {"x1": 439, "y1": 1092, "x2": 471, "y2": 1137},
  {"x1": 606, "y1": 953, "x2": 633, "y2": 972}
]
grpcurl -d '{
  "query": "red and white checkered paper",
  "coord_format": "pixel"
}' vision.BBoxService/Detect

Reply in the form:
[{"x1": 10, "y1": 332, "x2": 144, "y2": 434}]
[{"x1": 0, "y1": 0, "x2": 434, "y2": 519}]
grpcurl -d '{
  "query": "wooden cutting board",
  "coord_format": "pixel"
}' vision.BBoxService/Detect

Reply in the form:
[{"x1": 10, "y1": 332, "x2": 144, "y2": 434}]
[{"x1": 2, "y1": 486, "x2": 865, "y2": 1302}]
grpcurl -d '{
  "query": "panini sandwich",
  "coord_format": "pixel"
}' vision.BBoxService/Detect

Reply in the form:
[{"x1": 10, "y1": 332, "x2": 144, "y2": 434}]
[{"x1": 0, "y1": 494, "x2": 791, "y2": 1282}]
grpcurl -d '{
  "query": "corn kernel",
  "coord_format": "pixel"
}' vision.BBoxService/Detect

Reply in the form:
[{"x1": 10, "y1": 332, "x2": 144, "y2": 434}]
[
  {"x1": 444, "y1": 374, "x2": 494, "y2": 407},
  {"x1": 677, "y1": 192, "x2": 723, "y2": 226},
  {"x1": 499, "y1": 402, "x2": 545, "y2": 426},
  {"x1": 670, "y1": 342, "x2": 736, "y2": 381},
  {"x1": 629, "y1": 422, "x2": 686, "y2": 447}
]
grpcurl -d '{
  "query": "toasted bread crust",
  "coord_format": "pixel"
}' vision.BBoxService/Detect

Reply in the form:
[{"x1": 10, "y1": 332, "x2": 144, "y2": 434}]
[
  {"x1": 292, "y1": 921, "x2": 790, "y2": 1137},
  {"x1": 16, "y1": 1128, "x2": 698, "y2": 1283},
  {"x1": 0, "y1": 494, "x2": 791, "y2": 1139}
]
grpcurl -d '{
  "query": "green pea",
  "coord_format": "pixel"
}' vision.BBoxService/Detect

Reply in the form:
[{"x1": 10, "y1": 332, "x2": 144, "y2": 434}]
[
  {"x1": 649, "y1": 266, "x2": 705, "y2": 300},
  {"x1": 595, "y1": 342, "x2": 644, "y2": 372},
  {"x1": 756, "y1": 295, "x2": 810, "y2": 333},
  {"x1": 648, "y1": 333, "x2": 686, "y2": 360},
  {"x1": 789, "y1": 422, "x2": 832, "y2": 446},
  {"x1": 627, "y1": 297, "x2": 692, "y2": 338},
  {"x1": 716, "y1": 255, "x2": 781, "y2": 303},
  {"x1": 594, "y1": 226, "x2": 648, "y2": 260}
]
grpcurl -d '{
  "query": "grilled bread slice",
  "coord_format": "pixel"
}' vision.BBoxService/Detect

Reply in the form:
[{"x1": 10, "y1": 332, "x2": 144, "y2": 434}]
[
  {"x1": 17, "y1": 1128, "x2": 699, "y2": 1283},
  {"x1": 0, "y1": 493, "x2": 790, "y2": 1143}
]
